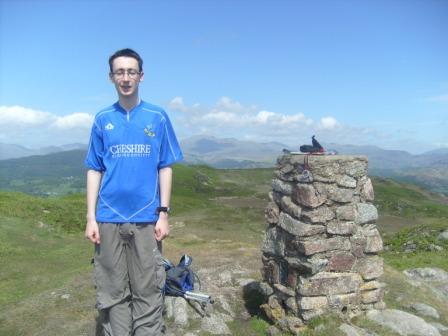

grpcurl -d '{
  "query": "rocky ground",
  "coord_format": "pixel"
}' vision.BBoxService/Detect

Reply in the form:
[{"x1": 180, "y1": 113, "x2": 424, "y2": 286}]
[
  {"x1": 161, "y1": 265, "x2": 448, "y2": 336},
  {"x1": 1, "y1": 246, "x2": 447, "y2": 336}
]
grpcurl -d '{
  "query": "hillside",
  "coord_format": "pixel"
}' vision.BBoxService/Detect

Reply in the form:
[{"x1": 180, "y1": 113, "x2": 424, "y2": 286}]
[
  {"x1": 1, "y1": 137, "x2": 447, "y2": 195},
  {"x1": 0, "y1": 142, "x2": 87, "y2": 160},
  {"x1": 0, "y1": 165, "x2": 447, "y2": 335},
  {"x1": 0, "y1": 149, "x2": 86, "y2": 195}
]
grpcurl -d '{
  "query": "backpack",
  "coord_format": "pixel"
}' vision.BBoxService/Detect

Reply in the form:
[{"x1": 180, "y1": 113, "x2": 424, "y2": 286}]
[{"x1": 163, "y1": 254, "x2": 196, "y2": 297}]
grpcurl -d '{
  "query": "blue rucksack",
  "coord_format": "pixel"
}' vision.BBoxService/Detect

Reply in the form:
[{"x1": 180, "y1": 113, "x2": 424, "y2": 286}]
[{"x1": 163, "y1": 254, "x2": 196, "y2": 296}]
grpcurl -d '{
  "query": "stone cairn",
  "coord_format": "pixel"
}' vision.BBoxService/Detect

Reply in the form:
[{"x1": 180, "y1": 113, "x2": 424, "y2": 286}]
[{"x1": 260, "y1": 154, "x2": 385, "y2": 331}]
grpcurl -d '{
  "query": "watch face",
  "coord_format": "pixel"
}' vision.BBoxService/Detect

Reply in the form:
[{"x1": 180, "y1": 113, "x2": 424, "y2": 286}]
[{"x1": 157, "y1": 207, "x2": 170, "y2": 214}]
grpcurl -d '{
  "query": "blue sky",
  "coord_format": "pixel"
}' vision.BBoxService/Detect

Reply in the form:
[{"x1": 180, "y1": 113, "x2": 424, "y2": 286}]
[{"x1": 0, "y1": 0, "x2": 447, "y2": 153}]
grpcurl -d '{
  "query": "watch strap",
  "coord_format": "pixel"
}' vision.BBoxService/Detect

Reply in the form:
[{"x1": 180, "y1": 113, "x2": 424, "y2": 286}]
[{"x1": 157, "y1": 206, "x2": 170, "y2": 214}]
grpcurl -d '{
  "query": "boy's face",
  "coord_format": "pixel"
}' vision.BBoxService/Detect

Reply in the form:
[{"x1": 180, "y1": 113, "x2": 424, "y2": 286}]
[{"x1": 109, "y1": 56, "x2": 144, "y2": 98}]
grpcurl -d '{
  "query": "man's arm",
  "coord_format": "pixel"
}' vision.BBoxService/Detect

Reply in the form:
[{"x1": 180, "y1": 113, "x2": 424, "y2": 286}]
[
  {"x1": 85, "y1": 169, "x2": 103, "y2": 244},
  {"x1": 154, "y1": 166, "x2": 172, "y2": 241}
]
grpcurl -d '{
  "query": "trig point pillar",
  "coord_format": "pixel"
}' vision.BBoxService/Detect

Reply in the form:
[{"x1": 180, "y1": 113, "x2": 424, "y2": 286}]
[{"x1": 260, "y1": 153, "x2": 385, "y2": 331}]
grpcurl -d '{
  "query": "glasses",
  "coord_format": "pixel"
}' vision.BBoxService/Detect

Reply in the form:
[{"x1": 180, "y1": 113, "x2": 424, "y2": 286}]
[{"x1": 112, "y1": 69, "x2": 141, "y2": 79}]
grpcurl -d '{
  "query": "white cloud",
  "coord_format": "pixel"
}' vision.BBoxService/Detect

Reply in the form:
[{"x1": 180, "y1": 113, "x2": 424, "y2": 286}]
[
  {"x1": 319, "y1": 116, "x2": 339, "y2": 130},
  {"x1": 0, "y1": 105, "x2": 55, "y2": 125},
  {"x1": 203, "y1": 111, "x2": 240, "y2": 123},
  {"x1": 168, "y1": 96, "x2": 188, "y2": 112},
  {"x1": 167, "y1": 96, "x2": 339, "y2": 145},
  {"x1": 255, "y1": 110, "x2": 276, "y2": 124},
  {"x1": 166, "y1": 96, "x2": 438, "y2": 153},
  {"x1": 52, "y1": 112, "x2": 93, "y2": 129},
  {"x1": 0, "y1": 105, "x2": 93, "y2": 148}
]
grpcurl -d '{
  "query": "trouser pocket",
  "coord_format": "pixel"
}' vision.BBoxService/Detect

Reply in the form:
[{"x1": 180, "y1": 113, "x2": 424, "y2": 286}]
[{"x1": 154, "y1": 248, "x2": 166, "y2": 291}]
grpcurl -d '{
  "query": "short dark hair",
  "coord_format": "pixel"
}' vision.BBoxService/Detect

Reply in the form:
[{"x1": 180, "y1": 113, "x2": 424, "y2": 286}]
[{"x1": 109, "y1": 48, "x2": 143, "y2": 72}]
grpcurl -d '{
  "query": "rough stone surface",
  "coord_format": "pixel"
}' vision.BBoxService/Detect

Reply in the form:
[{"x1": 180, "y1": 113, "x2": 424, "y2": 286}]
[
  {"x1": 296, "y1": 237, "x2": 351, "y2": 255},
  {"x1": 301, "y1": 205, "x2": 335, "y2": 223},
  {"x1": 410, "y1": 303, "x2": 440, "y2": 319},
  {"x1": 364, "y1": 228, "x2": 383, "y2": 253},
  {"x1": 261, "y1": 296, "x2": 285, "y2": 323},
  {"x1": 173, "y1": 297, "x2": 188, "y2": 327},
  {"x1": 297, "y1": 296, "x2": 328, "y2": 310},
  {"x1": 201, "y1": 313, "x2": 232, "y2": 335},
  {"x1": 326, "y1": 253, "x2": 356, "y2": 272},
  {"x1": 327, "y1": 220, "x2": 357, "y2": 235},
  {"x1": 272, "y1": 178, "x2": 294, "y2": 195},
  {"x1": 359, "y1": 177, "x2": 375, "y2": 202},
  {"x1": 342, "y1": 159, "x2": 368, "y2": 178},
  {"x1": 262, "y1": 154, "x2": 384, "y2": 324},
  {"x1": 262, "y1": 226, "x2": 285, "y2": 257},
  {"x1": 366, "y1": 309, "x2": 441, "y2": 336},
  {"x1": 286, "y1": 256, "x2": 328, "y2": 275},
  {"x1": 262, "y1": 259, "x2": 280, "y2": 284},
  {"x1": 360, "y1": 280, "x2": 385, "y2": 291},
  {"x1": 361, "y1": 289, "x2": 384, "y2": 304},
  {"x1": 274, "y1": 283, "x2": 295, "y2": 298},
  {"x1": 317, "y1": 183, "x2": 354, "y2": 203},
  {"x1": 278, "y1": 212, "x2": 325, "y2": 237},
  {"x1": 301, "y1": 308, "x2": 326, "y2": 321},
  {"x1": 430, "y1": 322, "x2": 448, "y2": 332},
  {"x1": 339, "y1": 323, "x2": 377, "y2": 336},
  {"x1": 292, "y1": 184, "x2": 326, "y2": 208},
  {"x1": 280, "y1": 196, "x2": 302, "y2": 219},
  {"x1": 403, "y1": 267, "x2": 448, "y2": 282},
  {"x1": 336, "y1": 205, "x2": 357, "y2": 221},
  {"x1": 269, "y1": 191, "x2": 283, "y2": 206},
  {"x1": 355, "y1": 204, "x2": 378, "y2": 225},
  {"x1": 298, "y1": 272, "x2": 362, "y2": 296},
  {"x1": 265, "y1": 202, "x2": 280, "y2": 225},
  {"x1": 354, "y1": 256, "x2": 383, "y2": 280},
  {"x1": 256, "y1": 281, "x2": 274, "y2": 297},
  {"x1": 350, "y1": 234, "x2": 367, "y2": 258},
  {"x1": 282, "y1": 316, "x2": 305, "y2": 335},
  {"x1": 337, "y1": 175, "x2": 358, "y2": 188},
  {"x1": 266, "y1": 325, "x2": 282, "y2": 335},
  {"x1": 437, "y1": 230, "x2": 448, "y2": 241},
  {"x1": 328, "y1": 293, "x2": 360, "y2": 309},
  {"x1": 164, "y1": 296, "x2": 175, "y2": 320}
]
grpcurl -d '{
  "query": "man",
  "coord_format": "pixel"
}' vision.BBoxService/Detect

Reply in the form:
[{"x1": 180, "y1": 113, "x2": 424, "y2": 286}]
[{"x1": 85, "y1": 48, "x2": 183, "y2": 336}]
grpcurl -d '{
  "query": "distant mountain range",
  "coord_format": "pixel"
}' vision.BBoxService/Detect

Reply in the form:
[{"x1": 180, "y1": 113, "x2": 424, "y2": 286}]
[
  {"x1": 0, "y1": 143, "x2": 87, "y2": 160},
  {"x1": 1, "y1": 137, "x2": 447, "y2": 194}
]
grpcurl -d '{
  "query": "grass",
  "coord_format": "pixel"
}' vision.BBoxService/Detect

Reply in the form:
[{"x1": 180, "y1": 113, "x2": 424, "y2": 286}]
[
  {"x1": 373, "y1": 177, "x2": 448, "y2": 219},
  {"x1": 381, "y1": 221, "x2": 448, "y2": 271},
  {"x1": 1, "y1": 167, "x2": 448, "y2": 335},
  {"x1": 0, "y1": 215, "x2": 92, "y2": 306}
]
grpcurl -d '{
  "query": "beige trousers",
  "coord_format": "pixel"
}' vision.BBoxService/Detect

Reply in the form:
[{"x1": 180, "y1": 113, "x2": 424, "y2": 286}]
[{"x1": 94, "y1": 223, "x2": 165, "y2": 336}]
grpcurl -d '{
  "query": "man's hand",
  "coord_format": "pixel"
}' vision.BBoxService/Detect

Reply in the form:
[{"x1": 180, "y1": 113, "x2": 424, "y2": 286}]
[
  {"x1": 85, "y1": 219, "x2": 100, "y2": 244},
  {"x1": 154, "y1": 212, "x2": 170, "y2": 241}
]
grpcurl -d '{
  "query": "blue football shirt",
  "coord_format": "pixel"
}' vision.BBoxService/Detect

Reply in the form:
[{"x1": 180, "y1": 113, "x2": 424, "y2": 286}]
[{"x1": 85, "y1": 100, "x2": 183, "y2": 223}]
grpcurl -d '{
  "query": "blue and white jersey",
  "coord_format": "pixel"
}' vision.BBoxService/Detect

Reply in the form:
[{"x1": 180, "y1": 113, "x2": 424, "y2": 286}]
[{"x1": 85, "y1": 100, "x2": 183, "y2": 223}]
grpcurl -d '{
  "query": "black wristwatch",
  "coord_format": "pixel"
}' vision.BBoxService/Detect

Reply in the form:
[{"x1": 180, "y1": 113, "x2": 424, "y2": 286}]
[{"x1": 156, "y1": 206, "x2": 171, "y2": 214}]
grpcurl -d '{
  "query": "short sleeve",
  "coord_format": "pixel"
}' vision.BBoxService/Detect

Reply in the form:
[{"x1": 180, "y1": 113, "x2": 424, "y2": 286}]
[
  {"x1": 158, "y1": 116, "x2": 183, "y2": 169},
  {"x1": 84, "y1": 120, "x2": 105, "y2": 171}
]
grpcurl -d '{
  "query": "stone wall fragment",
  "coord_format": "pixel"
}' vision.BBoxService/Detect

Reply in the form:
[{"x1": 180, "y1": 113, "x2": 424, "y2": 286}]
[
  {"x1": 292, "y1": 184, "x2": 326, "y2": 208},
  {"x1": 265, "y1": 202, "x2": 280, "y2": 225},
  {"x1": 296, "y1": 237, "x2": 351, "y2": 256},
  {"x1": 261, "y1": 154, "x2": 384, "y2": 328},
  {"x1": 278, "y1": 212, "x2": 325, "y2": 237}
]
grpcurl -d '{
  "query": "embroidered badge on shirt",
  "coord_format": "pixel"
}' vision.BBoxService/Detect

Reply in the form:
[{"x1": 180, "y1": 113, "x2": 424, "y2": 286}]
[
  {"x1": 144, "y1": 124, "x2": 155, "y2": 137},
  {"x1": 105, "y1": 123, "x2": 114, "y2": 130}
]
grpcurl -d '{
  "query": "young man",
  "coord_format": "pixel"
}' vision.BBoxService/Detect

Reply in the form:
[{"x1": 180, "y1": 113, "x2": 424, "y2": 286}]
[{"x1": 85, "y1": 48, "x2": 183, "y2": 336}]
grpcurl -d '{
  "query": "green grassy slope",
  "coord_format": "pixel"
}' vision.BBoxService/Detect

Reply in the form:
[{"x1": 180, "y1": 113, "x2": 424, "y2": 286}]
[
  {"x1": 0, "y1": 150, "x2": 86, "y2": 195},
  {"x1": 0, "y1": 166, "x2": 447, "y2": 335}
]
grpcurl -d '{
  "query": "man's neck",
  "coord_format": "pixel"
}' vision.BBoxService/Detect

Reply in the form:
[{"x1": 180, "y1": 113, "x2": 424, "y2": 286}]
[{"x1": 118, "y1": 95, "x2": 140, "y2": 112}]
